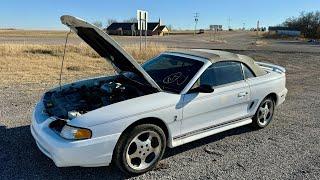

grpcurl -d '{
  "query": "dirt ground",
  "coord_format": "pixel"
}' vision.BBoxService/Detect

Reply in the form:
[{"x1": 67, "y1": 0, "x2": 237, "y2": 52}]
[{"x1": 0, "y1": 30, "x2": 320, "y2": 179}]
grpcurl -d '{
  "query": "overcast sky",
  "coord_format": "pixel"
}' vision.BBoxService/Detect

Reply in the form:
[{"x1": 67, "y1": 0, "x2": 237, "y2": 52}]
[{"x1": 0, "y1": 0, "x2": 319, "y2": 30}]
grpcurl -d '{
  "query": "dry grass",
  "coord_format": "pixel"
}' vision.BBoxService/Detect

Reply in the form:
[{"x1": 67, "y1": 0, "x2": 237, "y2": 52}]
[
  {"x1": 0, "y1": 29, "x2": 76, "y2": 38},
  {"x1": 125, "y1": 43, "x2": 168, "y2": 63},
  {"x1": 0, "y1": 43, "x2": 168, "y2": 87}
]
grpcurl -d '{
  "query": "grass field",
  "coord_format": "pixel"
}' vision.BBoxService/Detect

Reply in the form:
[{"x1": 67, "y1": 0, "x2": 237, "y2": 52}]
[
  {"x1": 0, "y1": 29, "x2": 75, "y2": 38},
  {"x1": 0, "y1": 42, "x2": 167, "y2": 87}
]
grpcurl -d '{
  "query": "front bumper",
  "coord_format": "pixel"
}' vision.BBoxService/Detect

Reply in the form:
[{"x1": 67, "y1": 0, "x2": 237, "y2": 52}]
[{"x1": 30, "y1": 102, "x2": 120, "y2": 167}]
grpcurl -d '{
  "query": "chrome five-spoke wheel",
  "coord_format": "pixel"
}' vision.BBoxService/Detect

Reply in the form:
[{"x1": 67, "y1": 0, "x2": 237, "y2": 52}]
[
  {"x1": 253, "y1": 97, "x2": 275, "y2": 128},
  {"x1": 126, "y1": 131, "x2": 162, "y2": 170},
  {"x1": 113, "y1": 124, "x2": 166, "y2": 174}
]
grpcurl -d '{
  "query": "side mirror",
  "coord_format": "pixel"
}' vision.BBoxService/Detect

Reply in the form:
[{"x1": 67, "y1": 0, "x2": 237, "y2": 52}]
[{"x1": 190, "y1": 84, "x2": 214, "y2": 93}]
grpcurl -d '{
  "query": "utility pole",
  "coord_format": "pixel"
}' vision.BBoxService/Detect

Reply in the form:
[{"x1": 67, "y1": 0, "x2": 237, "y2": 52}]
[
  {"x1": 139, "y1": 11, "x2": 142, "y2": 50},
  {"x1": 194, "y1": 12, "x2": 199, "y2": 36},
  {"x1": 228, "y1": 17, "x2": 231, "y2": 30},
  {"x1": 256, "y1": 20, "x2": 260, "y2": 36},
  {"x1": 144, "y1": 11, "x2": 147, "y2": 49},
  {"x1": 243, "y1": 23, "x2": 246, "y2": 30}
]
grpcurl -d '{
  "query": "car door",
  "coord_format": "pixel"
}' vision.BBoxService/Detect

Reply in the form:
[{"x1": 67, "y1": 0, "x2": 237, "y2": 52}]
[{"x1": 180, "y1": 61, "x2": 251, "y2": 136}]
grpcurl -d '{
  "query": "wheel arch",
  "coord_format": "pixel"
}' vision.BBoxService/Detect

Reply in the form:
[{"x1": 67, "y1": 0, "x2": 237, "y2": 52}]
[
  {"x1": 111, "y1": 117, "x2": 170, "y2": 172},
  {"x1": 266, "y1": 92, "x2": 278, "y2": 104},
  {"x1": 118, "y1": 117, "x2": 171, "y2": 147},
  {"x1": 252, "y1": 92, "x2": 278, "y2": 115}
]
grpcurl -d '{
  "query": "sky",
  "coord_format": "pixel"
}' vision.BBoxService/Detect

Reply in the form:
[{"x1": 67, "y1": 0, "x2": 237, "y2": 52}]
[{"x1": 0, "y1": 0, "x2": 319, "y2": 30}]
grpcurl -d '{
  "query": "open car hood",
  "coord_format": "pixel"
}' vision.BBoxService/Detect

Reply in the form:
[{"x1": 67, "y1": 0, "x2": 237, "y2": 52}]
[{"x1": 60, "y1": 15, "x2": 162, "y2": 91}]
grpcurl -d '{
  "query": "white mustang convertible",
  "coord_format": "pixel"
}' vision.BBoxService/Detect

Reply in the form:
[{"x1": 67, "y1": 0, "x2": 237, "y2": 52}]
[{"x1": 31, "y1": 15, "x2": 288, "y2": 174}]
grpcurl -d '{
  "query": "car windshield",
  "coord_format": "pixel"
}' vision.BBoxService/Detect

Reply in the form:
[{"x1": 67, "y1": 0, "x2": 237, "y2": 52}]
[{"x1": 142, "y1": 54, "x2": 204, "y2": 93}]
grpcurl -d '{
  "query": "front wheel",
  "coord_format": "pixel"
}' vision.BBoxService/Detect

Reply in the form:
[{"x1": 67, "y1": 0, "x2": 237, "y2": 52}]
[
  {"x1": 252, "y1": 97, "x2": 275, "y2": 128},
  {"x1": 113, "y1": 124, "x2": 166, "y2": 175}
]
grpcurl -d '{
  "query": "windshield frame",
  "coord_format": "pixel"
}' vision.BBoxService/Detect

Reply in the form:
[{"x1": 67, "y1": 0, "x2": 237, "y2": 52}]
[{"x1": 142, "y1": 53, "x2": 209, "y2": 94}]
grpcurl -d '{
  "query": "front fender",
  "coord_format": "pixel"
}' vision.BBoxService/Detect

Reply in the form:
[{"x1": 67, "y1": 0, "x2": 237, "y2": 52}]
[{"x1": 68, "y1": 92, "x2": 182, "y2": 142}]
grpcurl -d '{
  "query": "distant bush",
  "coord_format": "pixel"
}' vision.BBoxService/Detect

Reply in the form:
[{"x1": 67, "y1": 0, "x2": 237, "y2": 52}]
[{"x1": 283, "y1": 11, "x2": 320, "y2": 39}]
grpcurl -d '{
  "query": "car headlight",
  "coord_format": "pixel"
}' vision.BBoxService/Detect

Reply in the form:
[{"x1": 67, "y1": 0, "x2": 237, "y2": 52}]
[{"x1": 60, "y1": 125, "x2": 92, "y2": 140}]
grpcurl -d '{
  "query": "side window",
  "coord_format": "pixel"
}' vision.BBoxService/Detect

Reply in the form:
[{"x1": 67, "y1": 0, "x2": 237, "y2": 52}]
[
  {"x1": 242, "y1": 63, "x2": 255, "y2": 79},
  {"x1": 199, "y1": 61, "x2": 244, "y2": 87}
]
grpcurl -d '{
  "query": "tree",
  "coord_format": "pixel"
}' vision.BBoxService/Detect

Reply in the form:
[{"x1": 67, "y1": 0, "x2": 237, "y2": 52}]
[
  {"x1": 283, "y1": 11, "x2": 320, "y2": 39},
  {"x1": 167, "y1": 24, "x2": 173, "y2": 31},
  {"x1": 107, "y1": 19, "x2": 117, "y2": 26},
  {"x1": 92, "y1": 21, "x2": 103, "y2": 28},
  {"x1": 123, "y1": 17, "x2": 138, "y2": 23}
]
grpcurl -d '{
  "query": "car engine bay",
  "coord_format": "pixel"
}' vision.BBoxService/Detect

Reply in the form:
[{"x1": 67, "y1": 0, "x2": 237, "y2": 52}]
[{"x1": 43, "y1": 75, "x2": 155, "y2": 119}]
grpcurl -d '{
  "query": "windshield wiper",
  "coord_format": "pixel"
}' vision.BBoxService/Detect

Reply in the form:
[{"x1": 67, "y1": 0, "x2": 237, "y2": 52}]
[{"x1": 121, "y1": 72, "x2": 156, "y2": 90}]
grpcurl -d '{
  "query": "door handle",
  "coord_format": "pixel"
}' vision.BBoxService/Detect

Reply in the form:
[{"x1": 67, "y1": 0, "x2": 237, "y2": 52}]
[{"x1": 238, "y1": 92, "x2": 248, "y2": 97}]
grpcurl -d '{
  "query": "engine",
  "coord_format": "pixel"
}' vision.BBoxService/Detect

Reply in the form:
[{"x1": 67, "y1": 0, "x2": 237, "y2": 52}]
[{"x1": 43, "y1": 76, "x2": 152, "y2": 119}]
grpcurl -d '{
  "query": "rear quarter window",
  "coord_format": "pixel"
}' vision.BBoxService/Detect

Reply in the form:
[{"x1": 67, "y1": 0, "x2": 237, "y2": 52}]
[{"x1": 242, "y1": 63, "x2": 256, "y2": 79}]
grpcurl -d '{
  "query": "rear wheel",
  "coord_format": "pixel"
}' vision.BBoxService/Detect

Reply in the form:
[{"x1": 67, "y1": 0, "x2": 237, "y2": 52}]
[
  {"x1": 113, "y1": 124, "x2": 166, "y2": 175},
  {"x1": 252, "y1": 97, "x2": 275, "y2": 128}
]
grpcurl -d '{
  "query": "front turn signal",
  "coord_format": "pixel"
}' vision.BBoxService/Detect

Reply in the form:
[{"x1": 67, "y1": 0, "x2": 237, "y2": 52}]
[{"x1": 60, "y1": 125, "x2": 92, "y2": 140}]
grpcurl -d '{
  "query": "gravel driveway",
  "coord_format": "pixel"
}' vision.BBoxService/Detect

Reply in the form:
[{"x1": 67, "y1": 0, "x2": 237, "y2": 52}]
[{"x1": 0, "y1": 32, "x2": 320, "y2": 179}]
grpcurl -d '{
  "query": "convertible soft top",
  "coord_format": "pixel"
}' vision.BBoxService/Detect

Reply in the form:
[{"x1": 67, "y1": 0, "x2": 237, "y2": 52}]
[{"x1": 166, "y1": 49, "x2": 267, "y2": 76}]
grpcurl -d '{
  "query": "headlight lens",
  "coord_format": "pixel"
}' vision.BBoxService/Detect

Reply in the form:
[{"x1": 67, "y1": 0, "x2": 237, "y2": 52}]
[{"x1": 60, "y1": 125, "x2": 92, "y2": 140}]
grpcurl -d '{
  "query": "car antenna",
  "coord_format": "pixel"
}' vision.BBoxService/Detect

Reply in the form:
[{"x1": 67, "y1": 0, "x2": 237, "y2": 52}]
[{"x1": 59, "y1": 29, "x2": 72, "y2": 91}]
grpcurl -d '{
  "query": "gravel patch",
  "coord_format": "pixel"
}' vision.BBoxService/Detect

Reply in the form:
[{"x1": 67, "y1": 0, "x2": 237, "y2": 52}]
[{"x1": 1, "y1": 33, "x2": 320, "y2": 179}]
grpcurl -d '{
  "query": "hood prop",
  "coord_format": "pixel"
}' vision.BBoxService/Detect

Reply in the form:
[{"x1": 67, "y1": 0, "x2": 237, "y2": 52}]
[{"x1": 59, "y1": 29, "x2": 72, "y2": 91}]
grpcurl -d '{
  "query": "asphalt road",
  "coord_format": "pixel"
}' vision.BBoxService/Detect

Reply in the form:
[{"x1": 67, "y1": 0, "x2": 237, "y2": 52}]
[{"x1": 0, "y1": 32, "x2": 320, "y2": 179}]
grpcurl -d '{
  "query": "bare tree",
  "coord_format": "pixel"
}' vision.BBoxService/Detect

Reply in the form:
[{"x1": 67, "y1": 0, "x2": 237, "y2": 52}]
[
  {"x1": 107, "y1": 19, "x2": 117, "y2": 26},
  {"x1": 283, "y1": 11, "x2": 320, "y2": 38},
  {"x1": 123, "y1": 17, "x2": 138, "y2": 23},
  {"x1": 92, "y1": 21, "x2": 103, "y2": 28},
  {"x1": 167, "y1": 24, "x2": 173, "y2": 31}
]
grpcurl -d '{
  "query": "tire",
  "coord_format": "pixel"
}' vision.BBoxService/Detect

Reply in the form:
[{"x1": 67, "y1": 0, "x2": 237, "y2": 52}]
[
  {"x1": 252, "y1": 97, "x2": 275, "y2": 129},
  {"x1": 113, "y1": 124, "x2": 166, "y2": 175}
]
